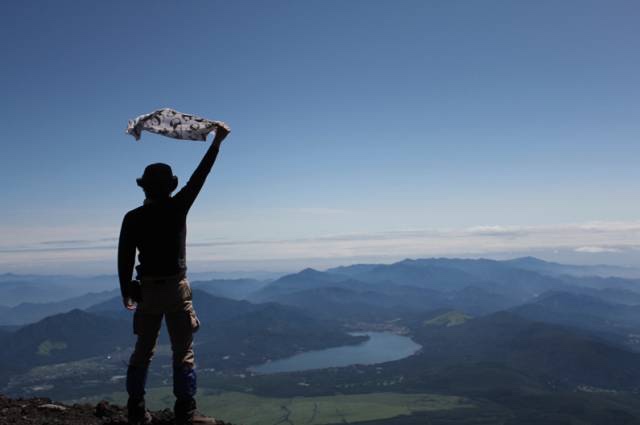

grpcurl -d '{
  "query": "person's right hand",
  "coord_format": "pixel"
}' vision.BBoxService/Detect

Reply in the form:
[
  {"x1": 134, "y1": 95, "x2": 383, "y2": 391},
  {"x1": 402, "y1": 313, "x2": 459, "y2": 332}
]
[{"x1": 122, "y1": 296, "x2": 137, "y2": 311}]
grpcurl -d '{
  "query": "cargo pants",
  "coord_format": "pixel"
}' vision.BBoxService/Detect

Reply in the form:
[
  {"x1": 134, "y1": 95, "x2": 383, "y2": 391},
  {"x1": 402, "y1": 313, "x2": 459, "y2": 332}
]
[{"x1": 127, "y1": 275, "x2": 200, "y2": 401}]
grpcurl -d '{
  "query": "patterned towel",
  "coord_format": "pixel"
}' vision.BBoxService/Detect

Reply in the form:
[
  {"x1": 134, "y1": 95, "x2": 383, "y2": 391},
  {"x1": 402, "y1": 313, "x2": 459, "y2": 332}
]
[{"x1": 126, "y1": 108, "x2": 225, "y2": 141}]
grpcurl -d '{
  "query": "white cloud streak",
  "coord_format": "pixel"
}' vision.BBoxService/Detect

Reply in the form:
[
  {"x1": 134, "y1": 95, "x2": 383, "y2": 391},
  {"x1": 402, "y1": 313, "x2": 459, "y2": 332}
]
[
  {"x1": 1, "y1": 220, "x2": 640, "y2": 272},
  {"x1": 575, "y1": 246, "x2": 621, "y2": 253}
]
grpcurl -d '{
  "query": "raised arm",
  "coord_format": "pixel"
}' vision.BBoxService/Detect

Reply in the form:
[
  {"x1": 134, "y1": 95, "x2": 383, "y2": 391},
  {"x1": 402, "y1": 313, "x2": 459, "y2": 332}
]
[
  {"x1": 118, "y1": 213, "x2": 136, "y2": 308},
  {"x1": 174, "y1": 123, "x2": 230, "y2": 211}
]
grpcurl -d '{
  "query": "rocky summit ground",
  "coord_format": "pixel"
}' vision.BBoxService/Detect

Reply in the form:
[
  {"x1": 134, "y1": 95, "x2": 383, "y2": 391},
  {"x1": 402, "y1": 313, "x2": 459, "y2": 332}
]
[{"x1": 0, "y1": 395, "x2": 232, "y2": 425}]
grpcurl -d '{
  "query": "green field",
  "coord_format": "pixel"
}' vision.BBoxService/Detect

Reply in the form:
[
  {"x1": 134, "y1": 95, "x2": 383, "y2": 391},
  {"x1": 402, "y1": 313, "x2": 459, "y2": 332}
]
[
  {"x1": 424, "y1": 311, "x2": 472, "y2": 327},
  {"x1": 71, "y1": 388, "x2": 474, "y2": 425}
]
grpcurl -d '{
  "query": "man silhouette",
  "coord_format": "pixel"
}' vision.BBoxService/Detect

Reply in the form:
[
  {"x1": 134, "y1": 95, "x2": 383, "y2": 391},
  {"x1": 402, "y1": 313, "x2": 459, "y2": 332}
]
[{"x1": 118, "y1": 124, "x2": 230, "y2": 425}]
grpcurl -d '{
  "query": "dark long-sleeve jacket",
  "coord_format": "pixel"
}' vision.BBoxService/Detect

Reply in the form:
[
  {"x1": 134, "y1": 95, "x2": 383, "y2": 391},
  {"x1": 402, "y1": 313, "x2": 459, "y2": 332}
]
[{"x1": 118, "y1": 144, "x2": 220, "y2": 298}]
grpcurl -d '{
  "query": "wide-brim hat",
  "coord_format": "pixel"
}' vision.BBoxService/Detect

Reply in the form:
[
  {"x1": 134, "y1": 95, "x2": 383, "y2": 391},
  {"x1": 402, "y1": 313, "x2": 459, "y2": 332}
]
[{"x1": 136, "y1": 163, "x2": 178, "y2": 190}]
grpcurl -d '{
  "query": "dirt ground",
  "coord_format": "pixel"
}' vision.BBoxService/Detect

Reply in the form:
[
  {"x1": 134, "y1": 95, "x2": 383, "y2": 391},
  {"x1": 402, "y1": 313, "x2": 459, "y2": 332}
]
[{"x1": 0, "y1": 395, "x2": 231, "y2": 425}]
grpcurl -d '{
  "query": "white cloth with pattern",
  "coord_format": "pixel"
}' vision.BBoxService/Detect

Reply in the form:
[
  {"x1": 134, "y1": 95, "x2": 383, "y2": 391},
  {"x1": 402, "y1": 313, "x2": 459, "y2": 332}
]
[{"x1": 126, "y1": 108, "x2": 225, "y2": 141}]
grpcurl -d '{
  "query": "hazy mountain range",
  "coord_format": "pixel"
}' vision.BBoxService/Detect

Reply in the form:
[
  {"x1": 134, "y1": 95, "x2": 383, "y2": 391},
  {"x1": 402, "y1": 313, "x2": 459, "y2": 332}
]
[{"x1": 2, "y1": 257, "x2": 640, "y2": 424}]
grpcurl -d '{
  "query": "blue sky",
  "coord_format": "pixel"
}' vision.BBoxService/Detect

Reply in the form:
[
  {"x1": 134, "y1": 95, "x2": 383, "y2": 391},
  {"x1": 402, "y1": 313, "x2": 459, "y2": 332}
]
[{"x1": 1, "y1": 0, "x2": 640, "y2": 274}]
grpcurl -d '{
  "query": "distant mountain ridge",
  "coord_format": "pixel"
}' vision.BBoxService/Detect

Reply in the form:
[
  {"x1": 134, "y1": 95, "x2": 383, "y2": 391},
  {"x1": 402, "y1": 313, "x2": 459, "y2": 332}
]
[
  {"x1": 250, "y1": 257, "x2": 640, "y2": 320},
  {"x1": 0, "y1": 274, "x2": 118, "y2": 306},
  {"x1": 505, "y1": 256, "x2": 640, "y2": 279},
  {"x1": 191, "y1": 278, "x2": 269, "y2": 300},
  {"x1": 0, "y1": 289, "x2": 118, "y2": 326},
  {"x1": 3, "y1": 257, "x2": 640, "y2": 334}
]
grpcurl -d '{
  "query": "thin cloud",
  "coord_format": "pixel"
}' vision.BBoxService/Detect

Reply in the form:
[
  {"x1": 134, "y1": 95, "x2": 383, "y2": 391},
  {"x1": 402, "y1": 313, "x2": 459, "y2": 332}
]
[
  {"x1": 281, "y1": 207, "x2": 350, "y2": 215},
  {"x1": 575, "y1": 246, "x2": 622, "y2": 253},
  {"x1": 464, "y1": 225, "x2": 528, "y2": 238},
  {"x1": 40, "y1": 239, "x2": 93, "y2": 246},
  {"x1": 0, "y1": 245, "x2": 118, "y2": 254}
]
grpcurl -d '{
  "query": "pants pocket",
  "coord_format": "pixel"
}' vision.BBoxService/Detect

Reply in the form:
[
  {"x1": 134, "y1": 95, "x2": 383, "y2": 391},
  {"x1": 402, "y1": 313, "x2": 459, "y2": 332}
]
[
  {"x1": 178, "y1": 278, "x2": 193, "y2": 301},
  {"x1": 187, "y1": 305, "x2": 200, "y2": 333}
]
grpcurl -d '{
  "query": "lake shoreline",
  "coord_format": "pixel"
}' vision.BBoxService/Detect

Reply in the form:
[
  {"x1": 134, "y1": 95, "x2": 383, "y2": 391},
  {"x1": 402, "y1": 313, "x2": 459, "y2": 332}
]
[{"x1": 248, "y1": 331, "x2": 422, "y2": 375}]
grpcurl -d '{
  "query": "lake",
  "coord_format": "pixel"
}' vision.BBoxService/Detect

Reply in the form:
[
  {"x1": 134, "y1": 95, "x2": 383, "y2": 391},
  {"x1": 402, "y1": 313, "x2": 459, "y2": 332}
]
[{"x1": 249, "y1": 331, "x2": 422, "y2": 374}]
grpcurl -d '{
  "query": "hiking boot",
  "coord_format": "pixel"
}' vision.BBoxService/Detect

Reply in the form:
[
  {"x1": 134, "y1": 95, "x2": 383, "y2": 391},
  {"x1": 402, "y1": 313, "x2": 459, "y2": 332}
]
[
  {"x1": 189, "y1": 411, "x2": 218, "y2": 425},
  {"x1": 127, "y1": 397, "x2": 151, "y2": 425},
  {"x1": 175, "y1": 398, "x2": 217, "y2": 425}
]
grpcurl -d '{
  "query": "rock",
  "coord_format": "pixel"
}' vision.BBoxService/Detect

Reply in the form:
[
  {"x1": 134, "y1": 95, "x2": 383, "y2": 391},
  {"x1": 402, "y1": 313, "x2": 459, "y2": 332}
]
[
  {"x1": 0, "y1": 394, "x2": 235, "y2": 425},
  {"x1": 94, "y1": 400, "x2": 112, "y2": 417}
]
